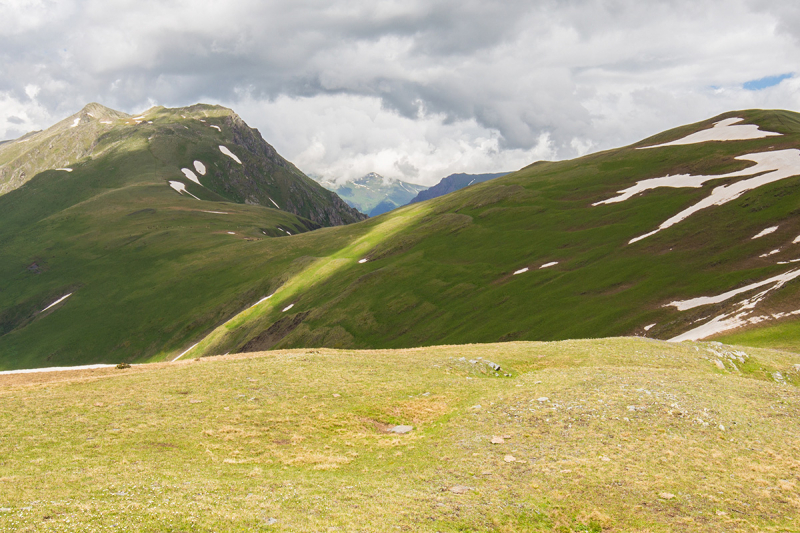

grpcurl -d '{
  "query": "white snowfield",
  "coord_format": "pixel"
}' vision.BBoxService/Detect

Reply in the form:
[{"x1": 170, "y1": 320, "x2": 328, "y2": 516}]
[
  {"x1": 172, "y1": 343, "x2": 199, "y2": 362},
  {"x1": 794, "y1": 235, "x2": 800, "y2": 244},
  {"x1": 201, "y1": 210, "x2": 229, "y2": 215},
  {"x1": 0, "y1": 364, "x2": 117, "y2": 376},
  {"x1": 55, "y1": 168, "x2": 73, "y2": 172},
  {"x1": 249, "y1": 294, "x2": 275, "y2": 309},
  {"x1": 181, "y1": 168, "x2": 201, "y2": 185},
  {"x1": 41, "y1": 293, "x2": 72, "y2": 313},
  {"x1": 540, "y1": 262, "x2": 558, "y2": 269},
  {"x1": 513, "y1": 267, "x2": 529, "y2": 275},
  {"x1": 640, "y1": 117, "x2": 781, "y2": 149},
  {"x1": 668, "y1": 268, "x2": 800, "y2": 342},
  {"x1": 210, "y1": 125, "x2": 221, "y2": 132},
  {"x1": 70, "y1": 117, "x2": 80, "y2": 128},
  {"x1": 169, "y1": 180, "x2": 200, "y2": 200},
  {"x1": 268, "y1": 197, "x2": 280, "y2": 209},
  {"x1": 752, "y1": 226, "x2": 778, "y2": 239},
  {"x1": 644, "y1": 323, "x2": 656, "y2": 331},
  {"x1": 219, "y1": 145, "x2": 242, "y2": 164},
  {"x1": 358, "y1": 258, "x2": 368, "y2": 264},
  {"x1": 600, "y1": 149, "x2": 800, "y2": 244},
  {"x1": 193, "y1": 161, "x2": 207, "y2": 175},
  {"x1": 282, "y1": 303, "x2": 294, "y2": 312}
]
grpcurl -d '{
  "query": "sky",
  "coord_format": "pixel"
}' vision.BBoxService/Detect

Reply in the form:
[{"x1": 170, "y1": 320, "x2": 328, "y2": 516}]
[{"x1": 2, "y1": 0, "x2": 800, "y2": 185}]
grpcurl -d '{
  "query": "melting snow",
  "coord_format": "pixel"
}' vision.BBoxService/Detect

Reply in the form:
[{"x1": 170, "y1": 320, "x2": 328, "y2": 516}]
[
  {"x1": 209, "y1": 125, "x2": 221, "y2": 131},
  {"x1": 201, "y1": 210, "x2": 229, "y2": 214},
  {"x1": 793, "y1": 236, "x2": 800, "y2": 244},
  {"x1": 219, "y1": 145, "x2": 242, "y2": 164},
  {"x1": 644, "y1": 323, "x2": 656, "y2": 331},
  {"x1": 70, "y1": 117, "x2": 80, "y2": 128},
  {"x1": 358, "y1": 258, "x2": 368, "y2": 263},
  {"x1": 172, "y1": 343, "x2": 199, "y2": 362},
  {"x1": 759, "y1": 249, "x2": 781, "y2": 258},
  {"x1": 41, "y1": 293, "x2": 72, "y2": 312},
  {"x1": 752, "y1": 226, "x2": 778, "y2": 239},
  {"x1": 227, "y1": 231, "x2": 236, "y2": 235},
  {"x1": 282, "y1": 304, "x2": 294, "y2": 312},
  {"x1": 181, "y1": 168, "x2": 201, "y2": 185},
  {"x1": 169, "y1": 181, "x2": 200, "y2": 200},
  {"x1": 667, "y1": 268, "x2": 800, "y2": 311},
  {"x1": 777, "y1": 258, "x2": 800, "y2": 265},
  {"x1": 640, "y1": 117, "x2": 781, "y2": 149},
  {"x1": 268, "y1": 197, "x2": 280, "y2": 209},
  {"x1": 55, "y1": 168, "x2": 73, "y2": 172},
  {"x1": 540, "y1": 262, "x2": 558, "y2": 269},
  {"x1": 0, "y1": 364, "x2": 117, "y2": 375},
  {"x1": 193, "y1": 160, "x2": 206, "y2": 175},
  {"x1": 602, "y1": 149, "x2": 800, "y2": 244},
  {"x1": 100, "y1": 120, "x2": 112, "y2": 125},
  {"x1": 513, "y1": 268, "x2": 529, "y2": 275},
  {"x1": 249, "y1": 294, "x2": 275, "y2": 308}
]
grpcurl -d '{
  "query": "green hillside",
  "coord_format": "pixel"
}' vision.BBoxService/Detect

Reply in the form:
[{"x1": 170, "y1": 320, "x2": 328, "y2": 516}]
[
  {"x1": 4, "y1": 108, "x2": 800, "y2": 368},
  {"x1": 194, "y1": 109, "x2": 800, "y2": 358},
  {"x1": 1, "y1": 339, "x2": 798, "y2": 532}
]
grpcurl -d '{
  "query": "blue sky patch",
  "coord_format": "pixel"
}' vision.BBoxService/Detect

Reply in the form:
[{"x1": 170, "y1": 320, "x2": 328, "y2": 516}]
[{"x1": 743, "y1": 73, "x2": 793, "y2": 91}]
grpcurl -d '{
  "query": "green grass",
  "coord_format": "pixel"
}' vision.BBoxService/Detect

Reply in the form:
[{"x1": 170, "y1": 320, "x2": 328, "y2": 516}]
[
  {"x1": 0, "y1": 338, "x2": 798, "y2": 531},
  {"x1": 5, "y1": 108, "x2": 800, "y2": 367}
]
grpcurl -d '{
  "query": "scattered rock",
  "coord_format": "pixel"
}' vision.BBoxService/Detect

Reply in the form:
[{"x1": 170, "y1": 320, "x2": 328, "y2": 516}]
[
  {"x1": 390, "y1": 425, "x2": 413, "y2": 434},
  {"x1": 449, "y1": 485, "x2": 470, "y2": 494},
  {"x1": 659, "y1": 492, "x2": 676, "y2": 500},
  {"x1": 189, "y1": 399, "x2": 202, "y2": 404},
  {"x1": 599, "y1": 455, "x2": 611, "y2": 462},
  {"x1": 265, "y1": 517, "x2": 279, "y2": 525},
  {"x1": 504, "y1": 455, "x2": 516, "y2": 463},
  {"x1": 712, "y1": 359, "x2": 725, "y2": 370},
  {"x1": 486, "y1": 361, "x2": 502, "y2": 371},
  {"x1": 490, "y1": 436, "x2": 505, "y2": 444},
  {"x1": 537, "y1": 397, "x2": 549, "y2": 402}
]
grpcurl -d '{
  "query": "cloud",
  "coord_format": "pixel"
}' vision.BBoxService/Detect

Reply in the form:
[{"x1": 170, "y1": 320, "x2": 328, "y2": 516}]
[{"x1": 1, "y1": 0, "x2": 800, "y2": 184}]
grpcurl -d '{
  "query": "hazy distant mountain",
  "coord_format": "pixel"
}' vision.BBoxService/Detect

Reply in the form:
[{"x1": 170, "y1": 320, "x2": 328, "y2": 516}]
[
  {"x1": 314, "y1": 172, "x2": 428, "y2": 216},
  {"x1": 408, "y1": 172, "x2": 510, "y2": 204}
]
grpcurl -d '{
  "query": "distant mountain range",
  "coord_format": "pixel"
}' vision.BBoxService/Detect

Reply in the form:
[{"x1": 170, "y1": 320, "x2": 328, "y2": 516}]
[
  {"x1": 407, "y1": 172, "x2": 510, "y2": 204},
  {"x1": 313, "y1": 172, "x2": 428, "y2": 216}
]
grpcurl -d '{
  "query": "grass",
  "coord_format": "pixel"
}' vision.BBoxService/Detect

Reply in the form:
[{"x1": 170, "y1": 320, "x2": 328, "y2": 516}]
[{"x1": 0, "y1": 338, "x2": 798, "y2": 531}]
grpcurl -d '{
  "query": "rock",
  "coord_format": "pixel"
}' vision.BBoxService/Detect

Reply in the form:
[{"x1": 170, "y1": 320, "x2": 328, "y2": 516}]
[
  {"x1": 486, "y1": 361, "x2": 502, "y2": 371},
  {"x1": 332, "y1": 393, "x2": 341, "y2": 398},
  {"x1": 504, "y1": 455, "x2": 516, "y2": 463},
  {"x1": 265, "y1": 517, "x2": 278, "y2": 525},
  {"x1": 449, "y1": 485, "x2": 470, "y2": 494},
  {"x1": 189, "y1": 399, "x2": 202, "y2": 404},
  {"x1": 490, "y1": 436, "x2": 505, "y2": 444},
  {"x1": 390, "y1": 425, "x2": 413, "y2": 434},
  {"x1": 599, "y1": 455, "x2": 611, "y2": 462},
  {"x1": 537, "y1": 397, "x2": 549, "y2": 402},
  {"x1": 712, "y1": 359, "x2": 725, "y2": 370},
  {"x1": 793, "y1": 364, "x2": 800, "y2": 372},
  {"x1": 659, "y1": 492, "x2": 676, "y2": 500},
  {"x1": 716, "y1": 510, "x2": 727, "y2": 516},
  {"x1": 719, "y1": 424, "x2": 725, "y2": 431}
]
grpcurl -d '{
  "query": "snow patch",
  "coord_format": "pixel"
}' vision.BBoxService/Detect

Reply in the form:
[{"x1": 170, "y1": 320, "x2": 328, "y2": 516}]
[
  {"x1": 513, "y1": 267, "x2": 529, "y2": 275},
  {"x1": 181, "y1": 168, "x2": 201, "y2": 185},
  {"x1": 193, "y1": 161, "x2": 206, "y2": 175},
  {"x1": 41, "y1": 293, "x2": 72, "y2": 312},
  {"x1": 759, "y1": 249, "x2": 781, "y2": 258},
  {"x1": 201, "y1": 210, "x2": 229, "y2": 214},
  {"x1": 55, "y1": 168, "x2": 73, "y2": 172},
  {"x1": 70, "y1": 117, "x2": 80, "y2": 128},
  {"x1": 168, "y1": 181, "x2": 200, "y2": 200},
  {"x1": 793, "y1": 235, "x2": 800, "y2": 244},
  {"x1": 540, "y1": 262, "x2": 558, "y2": 269},
  {"x1": 282, "y1": 304, "x2": 294, "y2": 312},
  {"x1": 172, "y1": 343, "x2": 199, "y2": 362},
  {"x1": 667, "y1": 268, "x2": 800, "y2": 311},
  {"x1": 249, "y1": 294, "x2": 275, "y2": 309},
  {"x1": 608, "y1": 149, "x2": 800, "y2": 244},
  {"x1": 227, "y1": 231, "x2": 236, "y2": 235},
  {"x1": 209, "y1": 125, "x2": 221, "y2": 132},
  {"x1": 358, "y1": 258, "x2": 368, "y2": 264},
  {"x1": 268, "y1": 197, "x2": 280, "y2": 209},
  {"x1": 641, "y1": 117, "x2": 781, "y2": 149},
  {"x1": 100, "y1": 120, "x2": 112, "y2": 125},
  {"x1": 219, "y1": 145, "x2": 242, "y2": 164},
  {"x1": 0, "y1": 363, "x2": 117, "y2": 376},
  {"x1": 644, "y1": 323, "x2": 656, "y2": 331},
  {"x1": 752, "y1": 226, "x2": 778, "y2": 239}
]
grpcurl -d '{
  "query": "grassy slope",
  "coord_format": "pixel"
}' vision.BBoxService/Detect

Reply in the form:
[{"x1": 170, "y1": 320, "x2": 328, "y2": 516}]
[
  {"x1": 197, "y1": 109, "x2": 800, "y2": 356},
  {"x1": 0, "y1": 108, "x2": 365, "y2": 369},
  {"x1": 0, "y1": 338, "x2": 798, "y2": 532}
]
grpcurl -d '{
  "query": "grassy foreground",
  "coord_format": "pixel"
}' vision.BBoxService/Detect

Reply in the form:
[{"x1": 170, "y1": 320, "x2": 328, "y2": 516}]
[{"x1": 1, "y1": 338, "x2": 799, "y2": 532}]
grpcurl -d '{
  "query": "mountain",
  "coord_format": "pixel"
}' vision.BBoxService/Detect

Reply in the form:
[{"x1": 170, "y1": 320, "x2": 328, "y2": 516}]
[
  {"x1": 5, "y1": 108, "x2": 800, "y2": 369},
  {"x1": 407, "y1": 171, "x2": 509, "y2": 204},
  {"x1": 191, "y1": 109, "x2": 800, "y2": 358},
  {"x1": 315, "y1": 172, "x2": 428, "y2": 216},
  {"x1": 0, "y1": 103, "x2": 364, "y2": 369}
]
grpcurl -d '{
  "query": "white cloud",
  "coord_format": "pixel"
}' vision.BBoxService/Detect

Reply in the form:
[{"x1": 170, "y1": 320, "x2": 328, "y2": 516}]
[{"x1": 1, "y1": 0, "x2": 799, "y2": 182}]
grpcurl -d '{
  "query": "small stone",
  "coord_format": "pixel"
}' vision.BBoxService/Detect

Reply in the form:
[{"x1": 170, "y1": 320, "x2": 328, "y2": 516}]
[
  {"x1": 490, "y1": 436, "x2": 505, "y2": 444},
  {"x1": 716, "y1": 510, "x2": 727, "y2": 516},
  {"x1": 659, "y1": 492, "x2": 676, "y2": 500},
  {"x1": 390, "y1": 425, "x2": 413, "y2": 434},
  {"x1": 719, "y1": 424, "x2": 725, "y2": 431},
  {"x1": 537, "y1": 397, "x2": 549, "y2": 402},
  {"x1": 504, "y1": 455, "x2": 516, "y2": 463},
  {"x1": 712, "y1": 359, "x2": 725, "y2": 370},
  {"x1": 93, "y1": 402, "x2": 104, "y2": 407},
  {"x1": 449, "y1": 485, "x2": 470, "y2": 494},
  {"x1": 265, "y1": 517, "x2": 278, "y2": 525},
  {"x1": 189, "y1": 399, "x2": 202, "y2": 404},
  {"x1": 332, "y1": 394, "x2": 341, "y2": 398},
  {"x1": 599, "y1": 455, "x2": 611, "y2": 462},
  {"x1": 793, "y1": 364, "x2": 800, "y2": 372}
]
